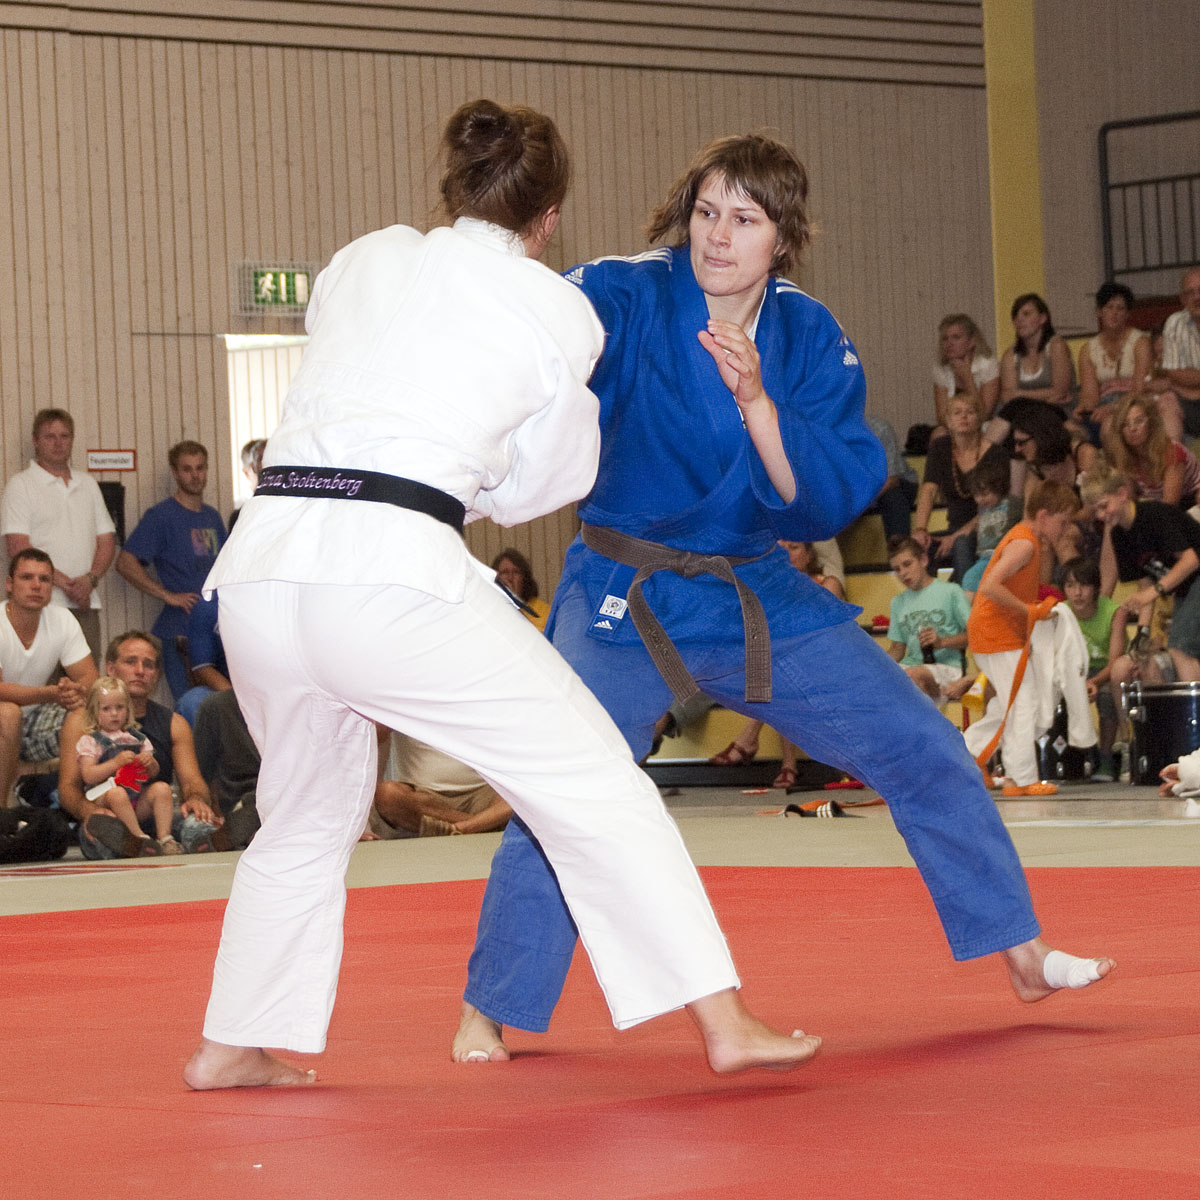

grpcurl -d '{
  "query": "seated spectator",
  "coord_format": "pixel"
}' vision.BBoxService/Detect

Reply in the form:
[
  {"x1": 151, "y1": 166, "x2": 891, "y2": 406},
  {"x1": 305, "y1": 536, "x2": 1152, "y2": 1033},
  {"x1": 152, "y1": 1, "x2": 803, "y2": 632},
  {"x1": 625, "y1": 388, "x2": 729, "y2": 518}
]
[
  {"x1": 74, "y1": 675, "x2": 179, "y2": 857},
  {"x1": 0, "y1": 548, "x2": 96, "y2": 803},
  {"x1": 1157, "y1": 747, "x2": 1200, "y2": 817},
  {"x1": 960, "y1": 457, "x2": 1021, "y2": 596},
  {"x1": 175, "y1": 595, "x2": 229, "y2": 727},
  {"x1": 913, "y1": 394, "x2": 1009, "y2": 581},
  {"x1": 931, "y1": 313, "x2": 1000, "y2": 437},
  {"x1": 1010, "y1": 401, "x2": 1096, "y2": 495},
  {"x1": 370, "y1": 731, "x2": 513, "y2": 837},
  {"x1": 191, "y1": 687, "x2": 261, "y2": 849},
  {"x1": 492, "y1": 548, "x2": 550, "y2": 632},
  {"x1": 1101, "y1": 393, "x2": 1200, "y2": 509},
  {"x1": 866, "y1": 414, "x2": 919, "y2": 539},
  {"x1": 997, "y1": 293, "x2": 1077, "y2": 417},
  {"x1": 885, "y1": 536, "x2": 971, "y2": 703},
  {"x1": 1149, "y1": 267, "x2": 1200, "y2": 436},
  {"x1": 1076, "y1": 282, "x2": 1182, "y2": 441},
  {"x1": 1060, "y1": 557, "x2": 1121, "y2": 781},
  {"x1": 1082, "y1": 464, "x2": 1200, "y2": 701},
  {"x1": 58, "y1": 630, "x2": 222, "y2": 857}
]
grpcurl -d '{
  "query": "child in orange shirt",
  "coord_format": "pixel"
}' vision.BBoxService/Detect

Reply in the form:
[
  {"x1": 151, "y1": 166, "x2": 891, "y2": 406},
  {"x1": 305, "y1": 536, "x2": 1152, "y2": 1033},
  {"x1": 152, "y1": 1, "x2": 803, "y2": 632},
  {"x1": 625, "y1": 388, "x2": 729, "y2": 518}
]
[{"x1": 966, "y1": 480, "x2": 1080, "y2": 795}]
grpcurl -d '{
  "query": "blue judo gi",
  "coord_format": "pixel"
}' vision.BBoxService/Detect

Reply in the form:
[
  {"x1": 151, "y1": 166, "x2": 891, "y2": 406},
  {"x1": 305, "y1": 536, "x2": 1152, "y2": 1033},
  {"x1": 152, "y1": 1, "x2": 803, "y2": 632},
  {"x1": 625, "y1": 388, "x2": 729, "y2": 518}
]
[{"x1": 464, "y1": 247, "x2": 1039, "y2": 1033}]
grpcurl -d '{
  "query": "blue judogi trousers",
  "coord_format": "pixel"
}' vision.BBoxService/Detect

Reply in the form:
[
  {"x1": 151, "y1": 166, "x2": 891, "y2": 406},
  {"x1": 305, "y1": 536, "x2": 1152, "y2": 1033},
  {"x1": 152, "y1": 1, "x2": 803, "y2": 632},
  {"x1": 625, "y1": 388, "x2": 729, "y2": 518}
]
[{"x1": 464, "y1": 583, "x2": 1041, "y2": 1033}]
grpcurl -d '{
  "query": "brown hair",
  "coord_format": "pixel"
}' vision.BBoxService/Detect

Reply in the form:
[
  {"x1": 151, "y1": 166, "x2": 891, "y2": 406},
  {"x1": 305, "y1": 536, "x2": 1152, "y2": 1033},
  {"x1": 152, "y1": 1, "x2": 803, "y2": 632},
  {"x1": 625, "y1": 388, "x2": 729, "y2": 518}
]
[
  {"x1": 168, "y1": 440, "x2": 207, "y2": 470},
  {"x1": 7, "y1": 546, "x2": 53, "y2": 577},
  {"x1": 645, "y1": 134, "x2": 810, "y2": 276},
  {"x1": 105, "y1": 630, "x2": 163, "y2": 671},
  {"x1": 1102, "y1": 393, "x2": 1170, "y2": 484},
  {"x1": 887, "y1": 535, "x2": 926, "y2": 562},
  {"x1": 1024, "y1": 479, "x2": 1079, "y2": 519},
  {"x1": 32, "y1": 407, "x2": 74, "y2": 437},
  {"x1": 491, "y1": 547, "x2": 539, "y2": 601},
  {"x1": 937, "y1": 314, "x2": 992, "y2": 362},
  {"x1": 439, "y1": 99, "x2": 569, "y2": 235}
]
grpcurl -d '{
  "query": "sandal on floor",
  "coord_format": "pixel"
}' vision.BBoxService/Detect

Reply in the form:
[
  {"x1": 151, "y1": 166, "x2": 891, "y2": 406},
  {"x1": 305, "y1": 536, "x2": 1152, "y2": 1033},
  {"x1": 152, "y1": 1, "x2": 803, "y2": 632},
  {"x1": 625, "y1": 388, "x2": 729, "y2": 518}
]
[
  {"x1": 772, "y1": 767, "x2": 797, "y2": 789},
  {"x1": 709, "y1": 742, "x2": 756, "y2": 766}
]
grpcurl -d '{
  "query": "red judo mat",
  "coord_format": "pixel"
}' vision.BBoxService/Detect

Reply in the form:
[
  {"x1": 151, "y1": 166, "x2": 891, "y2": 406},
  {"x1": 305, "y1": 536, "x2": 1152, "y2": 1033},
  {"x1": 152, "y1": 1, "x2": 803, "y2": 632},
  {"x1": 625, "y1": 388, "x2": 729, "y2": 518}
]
[{"x1": 3, "y1": 866, "x2": 1198, "y2": 1199}]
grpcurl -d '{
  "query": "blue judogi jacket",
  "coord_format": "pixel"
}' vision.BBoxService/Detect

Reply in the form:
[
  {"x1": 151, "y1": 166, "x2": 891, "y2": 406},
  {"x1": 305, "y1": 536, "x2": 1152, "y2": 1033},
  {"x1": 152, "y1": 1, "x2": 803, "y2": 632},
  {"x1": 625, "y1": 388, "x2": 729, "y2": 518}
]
[{"x1": 553, "y1": 246, "x2": 887, "y2": 651}]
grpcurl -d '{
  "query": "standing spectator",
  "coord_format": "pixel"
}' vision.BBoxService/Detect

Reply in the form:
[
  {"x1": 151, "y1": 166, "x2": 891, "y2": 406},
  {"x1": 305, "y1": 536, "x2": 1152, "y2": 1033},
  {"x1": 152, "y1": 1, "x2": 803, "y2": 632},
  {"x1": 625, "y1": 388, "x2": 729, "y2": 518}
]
[
  {"x1": 1155, "y1": 268, "x2": 1200, "y2": 435},
  {"x1": 866, "y1": 414, "x2": 919, "y2": 539},
  {"x1": 2, "y1": 408, "x2": 116, "y2": 663},
  {"x1": 116, "y1": 441, "x2": 226, "y2": 699},
  {"x1": 0, "y1": 548, "x2": 97, "y2": 803}
]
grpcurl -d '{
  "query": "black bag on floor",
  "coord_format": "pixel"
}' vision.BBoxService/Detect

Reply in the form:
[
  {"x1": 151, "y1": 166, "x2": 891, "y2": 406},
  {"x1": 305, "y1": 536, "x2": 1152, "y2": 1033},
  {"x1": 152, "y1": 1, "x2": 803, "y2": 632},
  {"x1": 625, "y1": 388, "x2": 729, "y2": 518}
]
[
  {"x1": 1035, "y1": 701, "x2": 1096, "y2": 782},
  {"x1": 0, "y1": 806, "x2": 71, "y2": 863}
]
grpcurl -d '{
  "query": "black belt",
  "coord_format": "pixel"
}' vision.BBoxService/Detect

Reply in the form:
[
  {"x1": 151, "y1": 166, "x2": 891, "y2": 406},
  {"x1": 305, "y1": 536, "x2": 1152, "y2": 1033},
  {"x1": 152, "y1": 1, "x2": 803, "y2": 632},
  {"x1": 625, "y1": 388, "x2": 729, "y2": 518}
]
[
  {"x1": 581, "y1": 523, "x2": 773, "y2": 705},
  {"x1": 255, "y1": 466, "x2": 465, "y2": 533}
]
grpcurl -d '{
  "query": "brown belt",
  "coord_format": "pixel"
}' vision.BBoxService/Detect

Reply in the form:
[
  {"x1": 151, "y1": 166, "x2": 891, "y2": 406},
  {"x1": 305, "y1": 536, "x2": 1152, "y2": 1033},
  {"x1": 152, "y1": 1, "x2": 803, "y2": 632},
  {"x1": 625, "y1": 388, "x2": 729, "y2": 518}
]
[{"x1": 580, "y1": 523, "x2": 773, "y2": 705}]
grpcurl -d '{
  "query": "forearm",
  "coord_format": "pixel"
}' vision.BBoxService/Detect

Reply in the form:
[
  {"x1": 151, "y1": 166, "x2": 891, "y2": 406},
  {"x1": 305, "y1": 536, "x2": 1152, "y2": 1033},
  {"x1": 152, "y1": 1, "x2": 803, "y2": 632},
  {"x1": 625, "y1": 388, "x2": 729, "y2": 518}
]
[
  {"x1": 192, "y1": 665, "x2": 232, "y2": 692},
  {"x1": 913, "y1": 483, "x2": 937, "y2": 532},
  {"x1": 0, "y1": 682, "x2": 57, "y2": 707},
  {"x1": 115, "y1": 551, "x2": 170, "y2": 603},
  {"x1": 89, "y1": 534, "x2": 116, "y2": 581},
  {"x1": 78, "y1": 759, "x2": 116, "y2": 786},
  {"x1": 935, "y1": 631, "x2": 968, "y2": 651},
  {"x1": 978, "y1": 578, "x2": 1029, "y2": 617},
  {"x1": 743, "y1": 397, "x2": 797, "y2": 504}
]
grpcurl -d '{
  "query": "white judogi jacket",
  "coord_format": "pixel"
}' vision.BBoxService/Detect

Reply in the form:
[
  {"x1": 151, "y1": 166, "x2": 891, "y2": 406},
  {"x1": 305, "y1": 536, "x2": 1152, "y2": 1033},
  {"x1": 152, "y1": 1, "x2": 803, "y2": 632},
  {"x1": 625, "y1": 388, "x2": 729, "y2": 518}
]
[{"x1": 208, "y1": 218, "x2": 604, "y2": 602}]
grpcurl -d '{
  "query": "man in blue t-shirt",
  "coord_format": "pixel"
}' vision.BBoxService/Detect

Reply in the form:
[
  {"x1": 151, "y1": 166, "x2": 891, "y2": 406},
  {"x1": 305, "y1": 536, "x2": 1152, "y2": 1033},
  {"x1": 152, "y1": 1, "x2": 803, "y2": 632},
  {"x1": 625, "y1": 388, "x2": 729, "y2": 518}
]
[{"x1": 116, "y1": 441, "x2": 226, "y2": 699}]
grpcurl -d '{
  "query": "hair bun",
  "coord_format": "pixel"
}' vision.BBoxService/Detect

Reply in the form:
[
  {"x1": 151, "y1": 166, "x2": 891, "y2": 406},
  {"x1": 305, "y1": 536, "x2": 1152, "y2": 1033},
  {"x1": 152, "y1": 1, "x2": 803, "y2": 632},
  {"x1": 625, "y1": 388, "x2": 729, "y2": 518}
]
[
  {"x1": 446, "y1": 99, "x2": 521, "y2": 166},
  {"x1": 439, "y1": 98, "x2": 570, "y2": 233}
]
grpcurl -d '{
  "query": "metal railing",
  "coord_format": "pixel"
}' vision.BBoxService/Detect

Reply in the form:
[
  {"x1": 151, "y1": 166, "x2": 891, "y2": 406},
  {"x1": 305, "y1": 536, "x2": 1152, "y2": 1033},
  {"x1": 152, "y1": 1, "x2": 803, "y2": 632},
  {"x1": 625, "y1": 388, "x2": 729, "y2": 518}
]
[{"x1": 1099, "y1": 110, "x2": 1199, "y2": 289}]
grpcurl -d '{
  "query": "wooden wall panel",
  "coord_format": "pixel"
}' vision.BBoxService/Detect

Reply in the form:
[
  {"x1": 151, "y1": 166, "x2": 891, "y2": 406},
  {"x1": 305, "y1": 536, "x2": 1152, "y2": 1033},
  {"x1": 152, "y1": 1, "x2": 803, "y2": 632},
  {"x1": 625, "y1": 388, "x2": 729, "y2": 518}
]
[
  {"x1": 1036, "y1": 0, "x2": 1200, "y2": 332},
  {"x1": 0, "y1": 6, "x2": 996, "y2": 646}
]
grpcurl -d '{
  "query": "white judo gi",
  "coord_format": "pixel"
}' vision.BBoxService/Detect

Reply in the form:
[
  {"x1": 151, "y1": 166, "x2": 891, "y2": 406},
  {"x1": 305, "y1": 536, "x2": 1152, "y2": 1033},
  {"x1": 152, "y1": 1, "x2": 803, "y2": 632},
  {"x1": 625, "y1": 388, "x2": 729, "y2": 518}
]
[{"x1": 200, "y1": 218, "x2": 740, "y2": 1052}]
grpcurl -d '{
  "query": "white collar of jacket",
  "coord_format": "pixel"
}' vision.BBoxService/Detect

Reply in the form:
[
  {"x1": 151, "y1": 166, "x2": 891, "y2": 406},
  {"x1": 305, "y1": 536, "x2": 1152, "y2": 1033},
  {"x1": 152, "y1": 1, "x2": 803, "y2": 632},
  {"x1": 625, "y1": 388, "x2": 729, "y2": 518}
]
[{"x1": 452, "y1": 216, "x2": 527, "y2": 258}]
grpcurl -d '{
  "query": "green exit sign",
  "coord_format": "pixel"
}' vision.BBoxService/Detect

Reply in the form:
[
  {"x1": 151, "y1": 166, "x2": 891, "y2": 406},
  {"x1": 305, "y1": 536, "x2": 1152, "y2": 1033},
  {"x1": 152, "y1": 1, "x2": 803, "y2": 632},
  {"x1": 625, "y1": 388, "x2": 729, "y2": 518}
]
[{"x1": 239, "y1": 261, "x2": 315, "y2": 316}]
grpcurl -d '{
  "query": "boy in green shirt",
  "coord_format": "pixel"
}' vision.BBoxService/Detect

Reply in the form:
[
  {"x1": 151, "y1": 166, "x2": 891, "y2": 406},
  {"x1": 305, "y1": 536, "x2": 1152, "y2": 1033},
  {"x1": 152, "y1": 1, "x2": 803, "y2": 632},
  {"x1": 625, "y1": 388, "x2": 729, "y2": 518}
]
[{"x1": 1061, "y1": 556, "x2": 1121, "y2": 780}]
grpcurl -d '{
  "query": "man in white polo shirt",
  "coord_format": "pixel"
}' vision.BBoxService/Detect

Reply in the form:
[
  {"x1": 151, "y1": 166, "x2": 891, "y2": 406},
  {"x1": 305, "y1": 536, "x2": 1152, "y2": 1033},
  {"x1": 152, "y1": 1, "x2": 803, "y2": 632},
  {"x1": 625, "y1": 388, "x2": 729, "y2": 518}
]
[
  {"x1": 0, "y1": 548, "x2": 97, "y2": 804},
  {"x1": 2, "y1": 408, "x2": 116, "y2": 662}
]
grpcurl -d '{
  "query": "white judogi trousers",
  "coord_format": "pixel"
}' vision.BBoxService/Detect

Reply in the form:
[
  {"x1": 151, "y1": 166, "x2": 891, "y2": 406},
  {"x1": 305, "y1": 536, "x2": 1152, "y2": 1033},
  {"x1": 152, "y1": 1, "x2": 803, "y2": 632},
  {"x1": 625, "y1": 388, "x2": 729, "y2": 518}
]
[
  {"x1": 966, "y1": 648, "x2": 1040, "y2": 786},
  {"x1": 201, "y1": 574, "x2": 738, "y2": 1052}
]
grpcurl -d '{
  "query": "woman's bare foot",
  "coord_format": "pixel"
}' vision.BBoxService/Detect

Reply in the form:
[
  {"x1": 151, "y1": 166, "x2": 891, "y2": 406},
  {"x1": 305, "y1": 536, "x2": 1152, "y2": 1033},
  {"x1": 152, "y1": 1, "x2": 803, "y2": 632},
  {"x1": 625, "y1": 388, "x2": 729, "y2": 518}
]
[
  {"x1": 183, "y1": 1037, "x2": 317, "y2": 1090},
  {"x1": 687, "y1": 988, "x2": 821, "y2": 1073},
  {"x1": 1002, "y1": 936, "x2": 1115, "y2": 1003},
  {"x1": 451, "y1": 1001, "x2": 510, "y2": 1063}
]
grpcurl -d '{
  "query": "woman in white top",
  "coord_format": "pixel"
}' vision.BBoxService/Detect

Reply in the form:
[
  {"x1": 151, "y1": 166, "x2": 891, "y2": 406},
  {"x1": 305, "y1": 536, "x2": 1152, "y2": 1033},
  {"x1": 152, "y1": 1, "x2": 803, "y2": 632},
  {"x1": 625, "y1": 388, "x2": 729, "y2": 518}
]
[
  {"x1": 1076, "y1": 281, "x2": 1184, "y2": 441},
  {"x1": 183, "y1": 99, "x2": 818, "y2": 1092},
  {"x1": 931, "y1": 313, "x2": 1000, "y2": 435}
]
